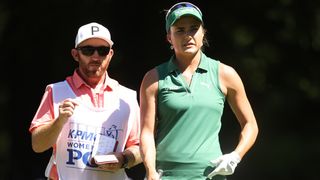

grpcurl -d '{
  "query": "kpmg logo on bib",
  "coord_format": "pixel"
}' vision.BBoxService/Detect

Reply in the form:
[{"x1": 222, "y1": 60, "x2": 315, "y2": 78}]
[{"x1": 65, "y1": 123, "x2": 123, "y2": 169}]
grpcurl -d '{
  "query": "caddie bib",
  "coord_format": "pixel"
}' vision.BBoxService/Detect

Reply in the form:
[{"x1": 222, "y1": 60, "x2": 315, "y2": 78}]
[{"x1": 52, "y1": 81, "x2": 130, "y2": 180}]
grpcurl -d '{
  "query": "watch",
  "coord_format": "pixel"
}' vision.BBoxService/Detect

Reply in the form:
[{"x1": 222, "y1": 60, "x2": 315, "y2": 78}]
[{"x1": 121, "y1": 153, "x2": 129, "y2": 169}]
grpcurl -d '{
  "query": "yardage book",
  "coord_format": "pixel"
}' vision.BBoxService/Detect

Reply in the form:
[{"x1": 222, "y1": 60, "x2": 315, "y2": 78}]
[{"x1": 91, "y1": 134, "x2": 118, "y2": 164}]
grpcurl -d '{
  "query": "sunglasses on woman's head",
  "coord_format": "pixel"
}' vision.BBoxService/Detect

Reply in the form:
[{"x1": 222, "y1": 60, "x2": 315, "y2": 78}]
[
  {"x1": 76, "y1": 46, "x2": 110, "y2": 56},
  {"x1": 165, "y1": 2, "x2": 202, "y2": 20}
]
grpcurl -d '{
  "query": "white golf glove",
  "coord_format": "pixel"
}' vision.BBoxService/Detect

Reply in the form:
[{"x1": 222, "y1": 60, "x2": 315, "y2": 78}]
[{"x1": 207, "y1": 151, "x2": 241, "y2": 179}]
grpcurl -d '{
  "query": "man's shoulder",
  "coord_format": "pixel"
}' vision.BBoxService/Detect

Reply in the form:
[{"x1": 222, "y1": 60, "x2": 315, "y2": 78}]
[
  {"x1": 109, "y1": 78, "x2": 136, "y2": 94},
  {"x1": 46, "y1": 80, "x2": 67, "y2": 87},
  {"x1": 45, "y1": 80, "x2": 66, "y2": 91},
  {"x1": 118, "y1": 85, "x2": 136, "y2": 93},
  {"x1": 117, "y1": 84, "x2": 137, "y2": 99}
]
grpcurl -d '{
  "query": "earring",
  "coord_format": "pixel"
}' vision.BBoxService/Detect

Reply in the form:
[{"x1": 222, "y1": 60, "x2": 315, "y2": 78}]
[{"x1": 170, "y1": 45, "x2": 174, "y2": 50}]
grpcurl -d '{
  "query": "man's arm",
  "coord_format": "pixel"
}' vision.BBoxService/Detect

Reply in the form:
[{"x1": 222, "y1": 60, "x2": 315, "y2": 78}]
[
  {"x1": 123, "y1": 145, "x2": 142, "y2": 168},
  {"x1": 32, "y1": 99, "x2": 78, "y2": 153}
]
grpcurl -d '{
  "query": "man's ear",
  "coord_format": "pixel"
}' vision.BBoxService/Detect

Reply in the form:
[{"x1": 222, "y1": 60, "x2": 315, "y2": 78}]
[
  {"x1": 109, "y1": 48, "x2": 114, "y2": 57},
  {"x1": 71, "y1": 49, "x2": 79, "y2": 61}
]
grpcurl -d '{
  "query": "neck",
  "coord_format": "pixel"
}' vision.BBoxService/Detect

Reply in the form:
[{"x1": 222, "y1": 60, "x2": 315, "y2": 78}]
[
  {"x1": 86, "y1": 76, "x2": 105, "y2": 88},
  {"x1": 77, "y1": 69, "x2": 106, "y2": 88},
  {"x1": 175, "y1": 51, "x2": 201, "y2": 73}
]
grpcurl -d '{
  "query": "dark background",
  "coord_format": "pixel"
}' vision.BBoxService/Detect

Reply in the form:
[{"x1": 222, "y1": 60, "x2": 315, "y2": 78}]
[{"x1": 1, "y1": 0, "x2": 319, "y2": 179}]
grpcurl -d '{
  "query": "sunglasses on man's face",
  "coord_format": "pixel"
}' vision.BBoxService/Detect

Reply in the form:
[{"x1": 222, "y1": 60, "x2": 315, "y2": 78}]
[{"x1": 76, "y1": 46, "x2": 110, "y2": 56}]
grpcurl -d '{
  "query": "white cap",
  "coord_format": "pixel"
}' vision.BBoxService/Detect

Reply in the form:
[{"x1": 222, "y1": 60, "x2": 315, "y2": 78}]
[{"x1": 75, "y1": 22, "x2": 114, "y2": 47}]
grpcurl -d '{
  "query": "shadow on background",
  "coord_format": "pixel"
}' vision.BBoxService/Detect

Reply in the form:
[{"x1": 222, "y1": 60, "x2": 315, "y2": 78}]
[{"x1": 0, "y1": 0, "x2": 319, "y2": 179}]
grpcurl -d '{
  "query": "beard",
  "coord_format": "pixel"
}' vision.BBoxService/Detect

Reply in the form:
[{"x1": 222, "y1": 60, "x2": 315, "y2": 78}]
[{"x1": 80, "y1": 63, "x2": 107, "y2": 79}]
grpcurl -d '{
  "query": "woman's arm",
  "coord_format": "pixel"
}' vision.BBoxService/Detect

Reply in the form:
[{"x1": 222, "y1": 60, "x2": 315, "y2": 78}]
[
  {"x1": 219, "y1": 63, "x2": 259, "y2": 158},
  {"x1": 139, "y1": 68, "x2": 161, "y2": 180}
]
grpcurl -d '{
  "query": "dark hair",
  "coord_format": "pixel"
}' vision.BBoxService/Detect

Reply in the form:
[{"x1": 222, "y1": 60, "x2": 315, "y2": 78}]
[{"x1": 202, "y1": 26, "x2": 209, "y2": 51}]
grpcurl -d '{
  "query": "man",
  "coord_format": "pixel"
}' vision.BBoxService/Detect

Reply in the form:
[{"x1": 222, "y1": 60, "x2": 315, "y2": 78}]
[{"x1": 29, "y1": 22, "x2": 141, "y2": 180}]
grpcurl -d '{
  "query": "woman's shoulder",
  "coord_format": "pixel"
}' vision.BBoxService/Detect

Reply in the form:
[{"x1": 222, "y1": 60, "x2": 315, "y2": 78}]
[
  {"x1": 219, "y1": 62, "x2": 244, "y2": 94},
  {"x1": 142, "y1": 67, "x2": 159, "y2": 85},
  {"x1": 219, "y1": 62, "x2": 238, "y2": 78}
]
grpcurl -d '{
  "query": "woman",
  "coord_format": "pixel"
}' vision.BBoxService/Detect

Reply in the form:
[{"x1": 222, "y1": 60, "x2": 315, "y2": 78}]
[{"x1": 140, "y1": 2, "x2": 258, "y2": 180}]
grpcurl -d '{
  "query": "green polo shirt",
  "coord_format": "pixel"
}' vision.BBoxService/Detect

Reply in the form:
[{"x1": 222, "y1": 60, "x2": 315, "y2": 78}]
[{"x1": 156, "y1": 52, "x2": 226, "y2": 180}]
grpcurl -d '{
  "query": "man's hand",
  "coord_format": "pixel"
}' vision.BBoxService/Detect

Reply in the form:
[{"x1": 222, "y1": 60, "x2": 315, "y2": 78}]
[
  {"x1": 96, "y1": 152, "x2": 125, "y2": 172},
  {"x1": 58, "y1": 98, "x2": 78, "y2": 125},
  {"x1": 207, "y1": 151, "x2": 241, "y2": 179}
]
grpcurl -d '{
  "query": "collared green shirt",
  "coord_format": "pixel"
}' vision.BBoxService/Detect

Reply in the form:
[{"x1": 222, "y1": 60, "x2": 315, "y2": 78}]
[{"x1": 156, "y1": 52, "x2": 226, "y2": 179}]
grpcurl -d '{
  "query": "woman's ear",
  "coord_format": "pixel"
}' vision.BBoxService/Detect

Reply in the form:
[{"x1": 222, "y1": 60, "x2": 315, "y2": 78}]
[{"x1": 166, "y1": 33, "x2": 172, "y2": 44}]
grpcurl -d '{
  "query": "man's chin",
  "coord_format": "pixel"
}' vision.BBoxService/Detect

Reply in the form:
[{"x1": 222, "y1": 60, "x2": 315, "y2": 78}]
[{"x1": 87, "y1": 71, "x2": 104, "y2": 78}]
